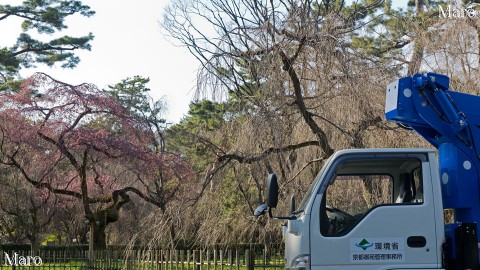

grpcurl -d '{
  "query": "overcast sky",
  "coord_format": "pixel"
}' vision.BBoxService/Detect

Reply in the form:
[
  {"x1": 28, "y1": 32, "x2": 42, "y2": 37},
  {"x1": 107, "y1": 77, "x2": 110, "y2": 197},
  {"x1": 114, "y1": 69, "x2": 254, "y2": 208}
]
[{"x1": 2, "y1": 0, "x2": 198, "y2": 124}]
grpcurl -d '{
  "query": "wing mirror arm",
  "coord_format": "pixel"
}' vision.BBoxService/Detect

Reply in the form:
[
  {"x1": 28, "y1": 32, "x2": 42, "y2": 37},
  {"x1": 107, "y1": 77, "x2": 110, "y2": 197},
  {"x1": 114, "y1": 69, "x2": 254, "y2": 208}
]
[{"x1": 253, "y1": 204, "x2": 296, "y2": 220}]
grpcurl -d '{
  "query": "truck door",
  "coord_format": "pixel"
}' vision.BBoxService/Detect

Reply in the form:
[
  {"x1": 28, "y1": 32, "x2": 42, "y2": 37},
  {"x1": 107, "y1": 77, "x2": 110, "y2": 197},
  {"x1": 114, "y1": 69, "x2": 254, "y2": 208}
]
[{"x1": 309, "y1": 154, "x2": 442, "y2": 269}]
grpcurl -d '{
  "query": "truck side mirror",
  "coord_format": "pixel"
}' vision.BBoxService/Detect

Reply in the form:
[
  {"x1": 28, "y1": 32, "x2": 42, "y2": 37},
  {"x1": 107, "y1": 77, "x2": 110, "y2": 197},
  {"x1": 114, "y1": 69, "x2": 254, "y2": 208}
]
[
  {"x1": 253, "y1": 173, "x2": 296, "y2": 220},
  {"x1": 266, "y1": 173, "x2": 279, "y2": 208},
  {"x1": 254, "y1": 204, "x2": 268, "y2": 217}
]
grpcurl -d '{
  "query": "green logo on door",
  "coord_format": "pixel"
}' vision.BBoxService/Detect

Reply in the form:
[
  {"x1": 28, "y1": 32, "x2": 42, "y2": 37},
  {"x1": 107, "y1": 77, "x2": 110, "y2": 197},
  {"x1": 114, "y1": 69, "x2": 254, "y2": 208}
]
[{"x1": 355, "y1": 239, "x2": 373, "y2": 250}]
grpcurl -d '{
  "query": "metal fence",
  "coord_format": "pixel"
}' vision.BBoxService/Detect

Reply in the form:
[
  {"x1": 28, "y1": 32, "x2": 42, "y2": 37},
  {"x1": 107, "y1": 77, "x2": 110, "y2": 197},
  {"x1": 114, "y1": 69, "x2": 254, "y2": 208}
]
[{"x1": 0, "y1": 248, "x2": 285, "y2": 270}]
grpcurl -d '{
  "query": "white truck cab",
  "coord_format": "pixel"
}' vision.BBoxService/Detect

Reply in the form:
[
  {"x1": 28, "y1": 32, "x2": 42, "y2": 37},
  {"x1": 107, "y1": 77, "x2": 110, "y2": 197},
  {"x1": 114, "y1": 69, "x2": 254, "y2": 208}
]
[{"x1": 257, "y1": 148, "x2": 446, "y2": 270}]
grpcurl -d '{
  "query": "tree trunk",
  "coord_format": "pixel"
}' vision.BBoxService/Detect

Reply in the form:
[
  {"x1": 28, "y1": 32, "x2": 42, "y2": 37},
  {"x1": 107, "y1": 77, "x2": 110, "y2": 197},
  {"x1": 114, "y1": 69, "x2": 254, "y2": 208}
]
[
  {"x1": 169, "y1": 223, "x2": 176, "y2": 247},
  {"x1": 92, "y1": 223, "x2": 107, "y2": 250},
  {"x1": 29, "y1": 236, "x2": 38, "y2": 257},
  {"x1": 160, "y1": 204, "x2": 177, "y2": 248},
  {"x1": 407, "y1": 0, "x2": 425, "y2": 75},
  {"x1": 466, "y1": 17, "x2": 480, "y2": 75},
  {"x1": 88, "y1": 202, "x2": 125, "y2": 250},
  {"x1": 79, "y1": 225, "x2": 89, "y2": 244}
]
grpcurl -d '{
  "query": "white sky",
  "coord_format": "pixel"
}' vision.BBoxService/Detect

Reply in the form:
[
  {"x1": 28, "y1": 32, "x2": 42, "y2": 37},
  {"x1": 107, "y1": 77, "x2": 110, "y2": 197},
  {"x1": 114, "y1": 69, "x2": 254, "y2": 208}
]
[{"x1": 1, "y1": 0, "x2": 198, "y2": 124}]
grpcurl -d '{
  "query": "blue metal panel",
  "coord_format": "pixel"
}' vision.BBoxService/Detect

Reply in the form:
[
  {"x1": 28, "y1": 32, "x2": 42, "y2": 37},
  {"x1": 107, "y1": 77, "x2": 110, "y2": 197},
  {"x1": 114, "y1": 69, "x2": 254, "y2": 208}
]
[
  {"x1": 439, "y1": 143, "x2": 480, "y2": 213},
  {"x1": 385, "y1": 73, "x2": 480, "y2": 229},
  {"x1": 385, "y1": 77, "x2": 427, "y2": 126}
]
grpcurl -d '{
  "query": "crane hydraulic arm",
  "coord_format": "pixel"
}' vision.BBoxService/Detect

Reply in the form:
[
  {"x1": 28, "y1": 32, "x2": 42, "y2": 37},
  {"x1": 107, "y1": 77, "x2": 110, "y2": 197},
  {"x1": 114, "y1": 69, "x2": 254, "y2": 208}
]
[{"x1": 385, "y1": 72, "x2": 480, "y2": 229}]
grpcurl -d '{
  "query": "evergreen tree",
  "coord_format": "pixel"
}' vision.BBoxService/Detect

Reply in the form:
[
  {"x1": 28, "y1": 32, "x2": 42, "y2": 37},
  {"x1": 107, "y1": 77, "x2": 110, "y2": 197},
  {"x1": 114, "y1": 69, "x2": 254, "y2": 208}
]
[{"x1": 0, "y1": 0, "x2": 94, "y2": 85}]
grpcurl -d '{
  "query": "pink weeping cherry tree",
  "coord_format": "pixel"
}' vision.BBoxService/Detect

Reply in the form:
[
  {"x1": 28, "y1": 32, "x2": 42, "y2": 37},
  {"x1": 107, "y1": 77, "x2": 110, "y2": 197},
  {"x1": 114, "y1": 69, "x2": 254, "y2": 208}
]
[{"x1": 0, "y1": 73, "x2": 193, "y2": 249}]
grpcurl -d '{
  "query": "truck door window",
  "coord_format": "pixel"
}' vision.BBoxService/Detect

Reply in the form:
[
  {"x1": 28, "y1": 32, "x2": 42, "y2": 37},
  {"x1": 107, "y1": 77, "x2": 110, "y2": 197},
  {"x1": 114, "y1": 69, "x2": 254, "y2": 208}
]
[
  {"x1": 320, "y1": 158, "x2": 423, "y2": 236},
  {"x1": 322, "y1": 174, "x2": 392, "y2": 236}
]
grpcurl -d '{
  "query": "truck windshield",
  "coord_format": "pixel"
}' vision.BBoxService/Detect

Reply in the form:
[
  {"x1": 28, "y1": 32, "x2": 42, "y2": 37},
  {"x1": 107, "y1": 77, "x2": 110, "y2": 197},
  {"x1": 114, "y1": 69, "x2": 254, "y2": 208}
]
[
  {"x1": 294, "y1": 157, "x2": 331, "y2": 215},
  {"x1": 294, "y1": 180, "x2": 316, "y2": 215}
]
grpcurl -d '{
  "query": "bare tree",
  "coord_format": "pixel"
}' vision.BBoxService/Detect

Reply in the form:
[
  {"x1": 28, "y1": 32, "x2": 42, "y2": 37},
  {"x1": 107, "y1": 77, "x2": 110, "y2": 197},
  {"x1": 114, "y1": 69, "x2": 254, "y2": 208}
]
[{"x1": 158, "y1": 0, "x2": 424, "y2": 245}]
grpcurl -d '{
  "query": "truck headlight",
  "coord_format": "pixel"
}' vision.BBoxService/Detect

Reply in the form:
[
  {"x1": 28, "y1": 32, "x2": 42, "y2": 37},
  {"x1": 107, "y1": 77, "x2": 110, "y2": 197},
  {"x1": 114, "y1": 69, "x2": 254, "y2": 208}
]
[{"x1": 289, "y1": 255, "x2": 310, "y2": 270}]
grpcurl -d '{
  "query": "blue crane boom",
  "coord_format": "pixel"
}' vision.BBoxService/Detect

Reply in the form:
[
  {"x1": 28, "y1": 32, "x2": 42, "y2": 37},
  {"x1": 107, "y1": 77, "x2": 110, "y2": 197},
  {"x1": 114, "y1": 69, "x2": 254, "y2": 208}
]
[{"x1": 386, "y1": 72, "x2": 480, "y2": 228}]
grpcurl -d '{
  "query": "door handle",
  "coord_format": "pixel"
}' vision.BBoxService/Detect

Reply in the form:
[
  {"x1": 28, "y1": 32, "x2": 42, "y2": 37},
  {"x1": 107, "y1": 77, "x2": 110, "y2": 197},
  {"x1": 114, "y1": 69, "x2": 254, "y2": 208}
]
[{"x1": 407, "y1": 236, "x2": 426, "y2": 247}]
